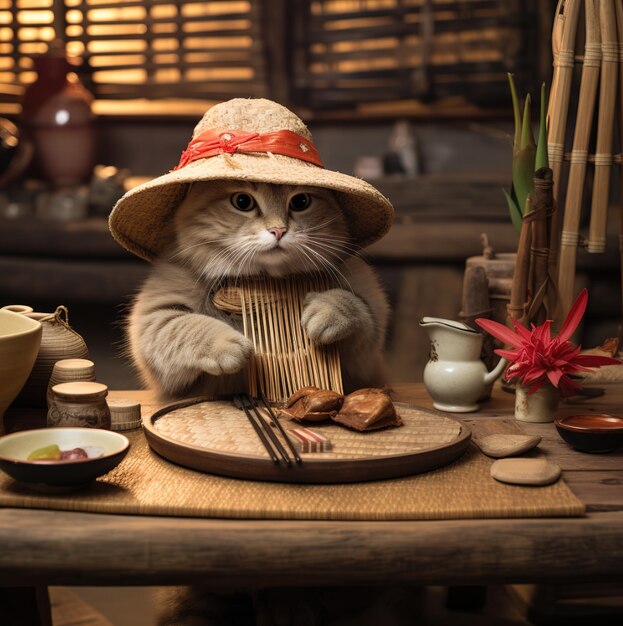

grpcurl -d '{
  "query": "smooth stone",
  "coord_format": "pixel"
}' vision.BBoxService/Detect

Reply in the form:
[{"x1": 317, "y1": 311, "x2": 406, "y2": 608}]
[
  {"x1": 476, "y1": 434, "x2": 542, "y2": 458},
  {"x1": 490, "y1": 458, "x2": 561, "y2": 486}
]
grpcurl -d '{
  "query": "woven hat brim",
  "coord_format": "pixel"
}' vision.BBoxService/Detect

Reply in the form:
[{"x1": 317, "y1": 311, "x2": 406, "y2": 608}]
[{"x1": 109, "y1": 153, "x2": 393, "y2": 262}]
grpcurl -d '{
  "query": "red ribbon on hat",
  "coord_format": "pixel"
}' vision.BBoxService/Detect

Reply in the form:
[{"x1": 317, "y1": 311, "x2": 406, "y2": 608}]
[{"x1": 174, "y1": 129, "x2": 324, "y2": 170}]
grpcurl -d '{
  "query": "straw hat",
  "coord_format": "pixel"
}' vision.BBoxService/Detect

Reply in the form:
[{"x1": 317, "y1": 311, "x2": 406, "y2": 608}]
[{"x1": 109, "y1": 98, "x2": 394, "y2": 261}]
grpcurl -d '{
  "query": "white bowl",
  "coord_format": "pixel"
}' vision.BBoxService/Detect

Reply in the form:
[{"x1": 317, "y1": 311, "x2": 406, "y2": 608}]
[
  {"x1": 0, "y1": 427, "x2": 130, "y2": 486},
  {"x1": 0, "y1": 309, "x2": 42, "y2": 433}
]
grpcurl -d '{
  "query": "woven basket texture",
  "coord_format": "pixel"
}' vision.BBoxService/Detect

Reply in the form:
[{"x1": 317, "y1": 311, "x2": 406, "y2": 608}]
[
  {"x1": 0, "y1": 403, "x2": 584, "y2": 521},
  {"x1": 16, "y1": 307, "x2": 89, "y2": 407}
]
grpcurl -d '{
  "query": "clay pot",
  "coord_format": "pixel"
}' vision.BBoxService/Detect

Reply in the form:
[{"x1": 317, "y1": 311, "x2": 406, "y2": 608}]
[
  {"x1": 15, "y1": 306, "x2": 89, "y2": 407},
  {"x1": 20, "y1": 41, "x2": 95, "y2": 188},
  {"x1": 515, "y1": 384, "x2": 560, "y2": 423}
]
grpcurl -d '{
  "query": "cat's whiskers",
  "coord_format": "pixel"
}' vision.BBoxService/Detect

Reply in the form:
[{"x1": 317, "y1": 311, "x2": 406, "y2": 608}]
[
  {"x1": 196, "y1": 241, "x2": 254, "y2": 292},
  {"x1": 298, "y1": 242, "x2": 353, "y2": 292},
  {"x1": 215, "y1": 239, "x2": 260, "y2": 287},
  {"x1": 295, "y1": 216, "x2": 339, "y2": 235},
  {"x1": 171, "y1": 235, "x2": 241, "y2": 261},
  {"x1": 303, "y1": 233, "x2": 361, "y2": 256},
  {"x1": 292, "y1": 244, "x2": 324, "y2": 280}
]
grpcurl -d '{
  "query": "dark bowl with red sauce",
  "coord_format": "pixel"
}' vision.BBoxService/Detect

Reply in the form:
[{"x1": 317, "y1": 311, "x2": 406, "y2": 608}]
[{"x1": 555, "y1": 414, "x2": 623, "y2": 453}]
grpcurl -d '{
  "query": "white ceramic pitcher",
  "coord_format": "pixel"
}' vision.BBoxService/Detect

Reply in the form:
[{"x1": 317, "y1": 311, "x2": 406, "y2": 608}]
[{"x1": 420, "y1": 317, "x2": 507, "y2": 412}]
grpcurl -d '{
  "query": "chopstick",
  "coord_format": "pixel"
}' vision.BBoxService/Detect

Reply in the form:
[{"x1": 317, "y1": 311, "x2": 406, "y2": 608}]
[
  {"x1": 258, "y1": 392, "x2": 302, "y2": 465},
  {"x1": 233, "y1": 394, "x2": 279, "y2": 465},
  {"x1": 242, "y1": 393, "x2": 292, "y2": 467}
]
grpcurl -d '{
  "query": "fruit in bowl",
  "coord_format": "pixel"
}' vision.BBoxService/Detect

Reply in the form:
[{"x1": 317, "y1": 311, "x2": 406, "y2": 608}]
[
  {"x1": 0, "y1": 428, "x2": 130, "y2": 487},
  {"x1": 0, "y1": 309, "x2": 42, "y2": 433}
]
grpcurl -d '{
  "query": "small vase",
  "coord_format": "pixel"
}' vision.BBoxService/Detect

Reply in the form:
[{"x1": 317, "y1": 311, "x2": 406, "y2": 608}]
[
  {"x1": 515, "y1": 384, "x2": 559, "y2": 423},
  {"x1": 20, "y1": 40, "x2": 95, "y2": 188}
]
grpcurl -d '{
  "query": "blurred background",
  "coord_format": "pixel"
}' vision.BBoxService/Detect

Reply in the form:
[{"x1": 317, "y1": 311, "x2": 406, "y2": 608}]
[{"x1": 1, "y1": 0, "x2": 620, "y2": 389}]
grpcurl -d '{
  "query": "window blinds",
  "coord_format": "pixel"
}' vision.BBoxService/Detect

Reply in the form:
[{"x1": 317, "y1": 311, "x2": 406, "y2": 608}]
[
  {"x1": 292, "y1": 0, "x2": 537, "y2": 108},
  {"x1": 0, "y1": 0, "x2": 267, "y2": 112},
  {"x1": 0, "y1": 0, "x2": 539, "y2": 115}
]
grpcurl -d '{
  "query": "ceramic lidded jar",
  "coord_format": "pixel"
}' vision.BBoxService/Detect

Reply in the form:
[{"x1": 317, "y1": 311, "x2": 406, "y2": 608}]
[
  {"x1": 47, "y1": 358, "x2": 96, "y2": 411},
  {"x1": 48, "y1": 381, "x2": 111, "y2": 429},
  {"x1": 16, "y1": 306, "x2": 89, "y2": 407}
]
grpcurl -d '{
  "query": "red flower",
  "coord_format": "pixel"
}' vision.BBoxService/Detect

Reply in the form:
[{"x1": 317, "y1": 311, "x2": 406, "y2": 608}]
[{"x1": 476, "y1": 289, "x2": 621, "y2": 395}]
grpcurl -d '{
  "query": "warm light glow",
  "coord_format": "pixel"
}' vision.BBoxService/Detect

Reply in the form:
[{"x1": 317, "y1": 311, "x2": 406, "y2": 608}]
[
  {"x1": 55, "y1": 109, "x2": 69, "y2": 125},
  {"x1": 17, "y1": 9, "x2": 52, "y2": 23},
  {"x1": 0, "y1": 0, "x2": 263, "y2": 114},
  {"x1": 182, "y1": 1, "x2": 250, "y2": 17},
  {"x1": 150, "y1": 4, "x2": 177, "y2": 19}
]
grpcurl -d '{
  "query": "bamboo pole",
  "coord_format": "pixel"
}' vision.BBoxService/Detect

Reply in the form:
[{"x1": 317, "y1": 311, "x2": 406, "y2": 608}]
[
  {"x1": 547, "y1": 0, "x2": 564, "y2": 124},
  {"x1": 558, "y1": 0, "x2": 601, "y2": 316},
  {"x1": 509, "y1": 196, "x2": 534, "y2": 325},
  {"x1": 588, "y1": 0, "x2": 618, "y2": 254},
  {"x1": 548, "y1": 0, "x2": 581, "y2": 277},
  {"x1": 616, "y1": 0, "x2": 623, "y2": 339},
  {"x1": 531, "y1": 168, "x2": 554, "y2": 325}
]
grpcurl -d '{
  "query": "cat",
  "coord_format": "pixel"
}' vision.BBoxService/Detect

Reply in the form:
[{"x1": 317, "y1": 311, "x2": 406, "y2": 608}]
[{"x1": 128, "y1": 180, "x2": 390, "y2": 400}]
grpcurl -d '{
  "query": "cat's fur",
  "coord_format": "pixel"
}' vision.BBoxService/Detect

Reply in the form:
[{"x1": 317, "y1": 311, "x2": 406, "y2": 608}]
[{"x1": 128, "y1": 180, "x2": 389, "y2": 399}]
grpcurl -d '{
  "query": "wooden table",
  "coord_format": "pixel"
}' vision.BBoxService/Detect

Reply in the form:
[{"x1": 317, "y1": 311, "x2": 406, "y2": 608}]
[{"x1": 1, "y1": 384, "x2": 622, "y2": 622}]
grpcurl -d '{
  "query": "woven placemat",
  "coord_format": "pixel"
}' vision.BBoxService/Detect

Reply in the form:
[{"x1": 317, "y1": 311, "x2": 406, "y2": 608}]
[{"x1": 0, "y1": 427, "x2": 584, "y2": 521}]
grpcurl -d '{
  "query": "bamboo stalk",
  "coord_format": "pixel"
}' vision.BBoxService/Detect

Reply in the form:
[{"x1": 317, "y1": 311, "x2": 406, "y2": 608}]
[
  {"x1": 588, "y1": 0, "x2": 618, "y2": 254},
  {"x1": 548, "y1": 1, "x2": 565, "y2": 124},
  {"x1": 531, "y1": 168, "x2": 554, "y2": 325},
  {"x1": 616, "y1": 0, "x2": 623, "y2": 336},
  {"x1": 548, "y1": 0, "x2": 582, "y2": 277},
  {"x1": 558, "y1": 0, "x2": 601, "y2": 316},
  {"x1": 509, "y1": 196, "x2": 534, "y2": 325}
]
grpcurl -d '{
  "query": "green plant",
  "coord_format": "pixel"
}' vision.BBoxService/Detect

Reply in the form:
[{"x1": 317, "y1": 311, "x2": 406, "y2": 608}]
[{"x1": 504, "y1": 76, "x2": 548, "y2": 232}]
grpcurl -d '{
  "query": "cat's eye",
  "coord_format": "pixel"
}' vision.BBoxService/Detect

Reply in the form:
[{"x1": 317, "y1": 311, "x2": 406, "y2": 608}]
[
  {"x1": 230, "y1": 193, "x2": 256, "y2": 212},
  {"x1": 289, "y1": 193, "x2": 312, "y2": 212}
]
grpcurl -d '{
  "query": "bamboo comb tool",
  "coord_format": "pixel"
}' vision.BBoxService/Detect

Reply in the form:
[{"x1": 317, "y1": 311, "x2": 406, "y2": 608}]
[{"x1": 213, "y1": 274, "x2": 343, "y2": 404}]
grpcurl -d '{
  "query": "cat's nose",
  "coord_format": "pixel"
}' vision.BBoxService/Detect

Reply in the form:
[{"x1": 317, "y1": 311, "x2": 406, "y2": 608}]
[{"x1": 268, "y1": 227, "x2": 286, "y2": 241}]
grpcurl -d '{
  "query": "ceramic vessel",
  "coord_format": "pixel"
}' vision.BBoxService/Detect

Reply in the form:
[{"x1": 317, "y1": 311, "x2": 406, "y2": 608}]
[
  {"x1": 48, "y1": 382, "x2": 111, "y2": 429},
  {"x1": 1, "y1": 304, "x2": 33, "y2": 315},
  {"x1": 47, "y1": 358, "x2": 96, "y2": 413},
  {"x1": 420, "y1": 317, "x2": 507, "y2": 412},
  {"x1": 0, "y1": 310, "x2": 42, "y2": 434},
  {"x1": 555, "y1": 414, "x2": 623, "y2": 452},
  {"x1": 0, "y1": 428, "x2": 129, "y2": 487},
  {"x1": 515, "y1": 384, "x2": 559, "y2": 423},
  {"x1": 15, "y1": 305, "x2": 89, "y2": 407},
  {"x1": 20, "y1": 41, "x2": 95, "y2": 188}
]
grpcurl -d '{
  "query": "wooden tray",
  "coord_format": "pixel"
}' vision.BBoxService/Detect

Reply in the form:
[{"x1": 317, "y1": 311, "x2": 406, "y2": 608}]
[{"x1": 143, "y1": 398, "x2": 472, "y2": 484}]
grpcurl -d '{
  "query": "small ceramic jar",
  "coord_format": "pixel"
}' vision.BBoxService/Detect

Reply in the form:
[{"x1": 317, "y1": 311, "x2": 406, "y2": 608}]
[
  {"x1": 48, "y1": 381, "x2": 111, "y2": 429},
  {"x1": 47, "y1": 358, "x2": 96, "y2": 410},
  {"x1": 107, "y1": 398, "x2": 141, "y2": 431}
]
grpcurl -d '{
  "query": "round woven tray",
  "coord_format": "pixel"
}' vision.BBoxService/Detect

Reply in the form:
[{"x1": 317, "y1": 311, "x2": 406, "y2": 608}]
[{"x1": 144, "y1": 398, "x2": 471, "y2": 484}]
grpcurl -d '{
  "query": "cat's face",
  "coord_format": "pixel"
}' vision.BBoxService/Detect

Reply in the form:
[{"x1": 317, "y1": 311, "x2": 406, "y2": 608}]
[{"x1": 172, "y1": 181, "x2": 352, "y2": 282}]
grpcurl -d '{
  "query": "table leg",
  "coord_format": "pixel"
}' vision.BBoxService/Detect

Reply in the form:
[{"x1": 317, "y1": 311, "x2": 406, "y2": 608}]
[{"x1": 0, "y1": 586, "x2": 52, "y2": 626}]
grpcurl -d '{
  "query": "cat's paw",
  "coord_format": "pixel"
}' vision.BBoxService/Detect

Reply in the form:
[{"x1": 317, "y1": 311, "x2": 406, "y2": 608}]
[
  {"x1": 197, "y1": 329, "x2": 254, "y2": 375},
  {"x1": 302, "y1": 289, "x2": 370, "y2": 345}
]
